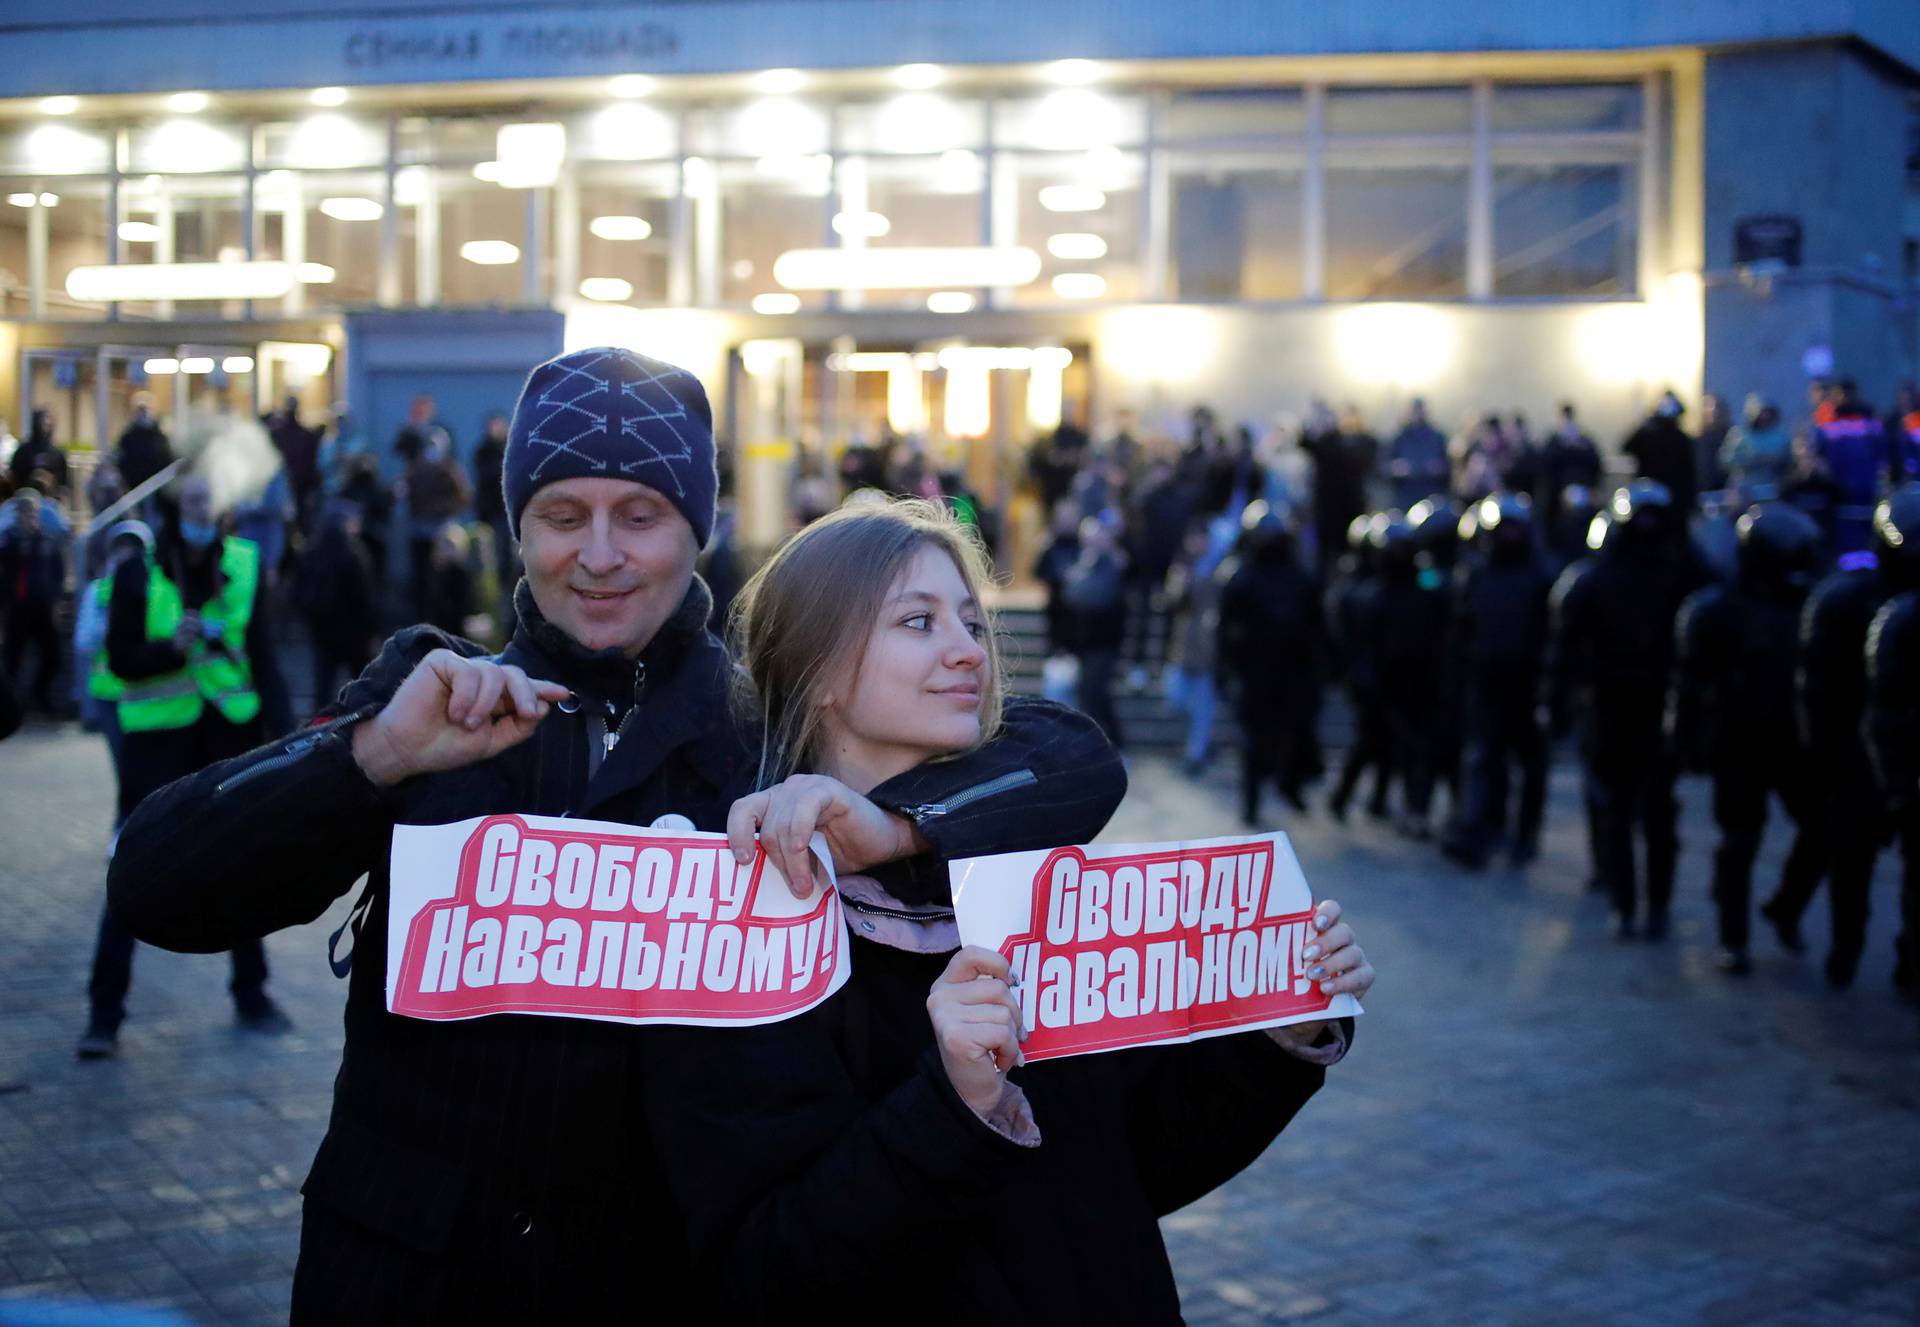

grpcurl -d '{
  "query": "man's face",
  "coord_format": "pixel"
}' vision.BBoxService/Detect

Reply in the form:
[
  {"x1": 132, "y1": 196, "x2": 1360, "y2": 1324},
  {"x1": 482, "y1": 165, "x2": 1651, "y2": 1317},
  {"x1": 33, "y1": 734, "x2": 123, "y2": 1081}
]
[
  {"x1": 519, "y1": 477, "x2": 698, "y2": 657},
  {"x1": 178, "y1": 477, "x2": 213, "y2": 526},
  {"x1": 411, "y1": 397, "x2": 434, "y2": 425}
]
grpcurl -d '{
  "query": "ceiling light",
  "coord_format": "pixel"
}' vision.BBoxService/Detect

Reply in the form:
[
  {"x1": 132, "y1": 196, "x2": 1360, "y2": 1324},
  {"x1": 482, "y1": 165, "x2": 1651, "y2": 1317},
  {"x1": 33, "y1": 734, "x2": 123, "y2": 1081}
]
[
  {"x1": 40, "y1": 96, "x2": 79, "y2": 116},
  {"x1": 460, "y1": 240, "x2": 520, "y2": 266},
  {"x1": 493, "y1": 122, "x2": 566, "y2": 188},
  {"x1": 1038, "y1": 185, "x2": 1106, "y2": 213},
  {"x1": 1051, "y1": 272, "x2": 1107, "y2": 299},
  {"x1": 927, "y1": 291, "x2": 976, "y2": 313},
  {"x1": 319, "y1": 196, "x2": 383, "y2": 221},
  {"x1": 68, "y1": 261, "x2": 296, "y2": 302},
  {"x1": 117, "y1": 221, "x2": 163, "y2": 242},
  {"x1": 937, "y1": 345, "x2": 1073, "y2": 371},
  {"x1": 774, "y1": 246, "x2": 1042, "y2": 291},
  {"x1": 753, "y1": 68, "x2": 806, "y2": 95},
  {"x1": 589, "y1": 214, "x2": 653, "y2": 241},
  {"x1": 39, "y1": 193, "x2": 59, "y2": 207},
  {"x1": 608, "y1": 74, "x2": 656, "y2": 97},
  {"x1": 310, "y1": 87, "x2": 349, "y2": 107},
  {"x1": 751, "y1": 293, "x2": 801, "y2": 315},
  {"x1": 179, "y1": 357, "x2": 215, "y2": 374},
  {"x1": 221, "y1": 356, "x2": 255, "y2": 374},
  {"x1": 143, "y1": 358, "x2": 180, "y2": 375},
  {"x1": 6, "y1": 194, "x2": 36, "y2": 208},
  {"x1": 393, "y1": 166, "x2": 430, "y2": 206},
  {"x1": 166, "y1": 91, "x2": 210, "y2": 113},
  {"x1": 25, "y1": 123, "x2": 108, "y2": 173},
  {"x1": 893, "y1": 64, "x2": 944, "y2": 90},
  {"x1": 472, "y1": 161, "x2": 503, "y2": 183},
  {"x1": 1047, "y1": 232, "x2": 1108, "y2": 260},
  {"x1": 296, "y1": 263, "x2": 337, "y2": 284},
  {"x1": 831, "y1": 210, "x2": 892, "y2": 239},
  {"x1": 1043, "y1": 59, "x2": 1105, "y2": 86},
  {"x1": 579, "y1": 277, "x2": 635, "y2": 302}
]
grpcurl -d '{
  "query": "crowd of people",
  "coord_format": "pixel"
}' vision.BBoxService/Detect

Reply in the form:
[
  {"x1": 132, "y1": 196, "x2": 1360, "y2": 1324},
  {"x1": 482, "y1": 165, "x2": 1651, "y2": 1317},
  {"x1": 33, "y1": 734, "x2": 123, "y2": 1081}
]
[{"x1": 1029, "y1": 380, "x2": 1920, "y2": 998}]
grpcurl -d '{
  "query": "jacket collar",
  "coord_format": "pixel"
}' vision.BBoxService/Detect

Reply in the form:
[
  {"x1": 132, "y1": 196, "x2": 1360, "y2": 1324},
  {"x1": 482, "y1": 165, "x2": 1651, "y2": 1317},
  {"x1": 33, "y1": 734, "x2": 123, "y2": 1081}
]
[{"x1": 508, "y1": 574, "x2": 713, "y2": 708}]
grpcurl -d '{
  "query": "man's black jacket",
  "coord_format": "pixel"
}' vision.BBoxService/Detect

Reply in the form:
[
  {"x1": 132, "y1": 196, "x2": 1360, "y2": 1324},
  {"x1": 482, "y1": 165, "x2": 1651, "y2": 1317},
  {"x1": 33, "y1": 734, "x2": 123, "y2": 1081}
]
[{"x1": 108, "y1": 577, "x2": 1129, "y2": 1322}]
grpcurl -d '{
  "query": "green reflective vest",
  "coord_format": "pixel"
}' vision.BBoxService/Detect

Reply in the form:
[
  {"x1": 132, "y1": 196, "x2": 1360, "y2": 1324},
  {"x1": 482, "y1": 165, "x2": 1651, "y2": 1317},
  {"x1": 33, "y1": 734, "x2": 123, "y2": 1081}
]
[
  {"x1": 86, "y1": 576, "x2": 125, "y2": 701},
  {"x1": 117, "y1": 537, "x2": 262, "y2": 733}
]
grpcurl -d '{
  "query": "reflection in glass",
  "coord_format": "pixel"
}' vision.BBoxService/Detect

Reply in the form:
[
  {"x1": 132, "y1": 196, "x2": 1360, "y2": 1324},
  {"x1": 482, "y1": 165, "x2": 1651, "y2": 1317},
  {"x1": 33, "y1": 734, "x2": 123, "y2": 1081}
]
[
  {"x1": 1325, "y1": 167, "x2": 1469, "y2": 299},
  {"x1": 1492, "y1": 163, "x2": 1637, "y2": 296},
  {"x1": 1171, "y1": 157, "x2": 1303, "y2": 300}
]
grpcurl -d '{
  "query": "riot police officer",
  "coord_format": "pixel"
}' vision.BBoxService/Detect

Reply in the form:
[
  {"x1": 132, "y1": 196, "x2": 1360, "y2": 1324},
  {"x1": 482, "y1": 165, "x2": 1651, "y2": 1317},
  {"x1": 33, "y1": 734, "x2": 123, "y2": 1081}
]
[
  {"x1": 1327, "y1": 514, "x2": 1393, "y2": 822},
  {"x1": 1551, "y1": 481, "x2": 1709, "y2": 939},
  {"x1": 1865, "y1": 537, "x2": 1920, "y2": 999},
  {"x1": 1443, "y1": 493, "x2": 1552, "y2": 869},
  {"x1": 1783, "y1": 485, "x2": 1920, "y2": 986},
  {"x1": 1368, "y1": 511, "x2": 1449, "y2": 837},
  {"x1": 1669, "y1": 503, "x2": 1825, "y2": 974},
  {"x1": 1410, "y1": 497, "x2": 1466, "y2": 818},
  {"x1": 1217, "y1": 502, "x2": 1327, "y2": 827}
]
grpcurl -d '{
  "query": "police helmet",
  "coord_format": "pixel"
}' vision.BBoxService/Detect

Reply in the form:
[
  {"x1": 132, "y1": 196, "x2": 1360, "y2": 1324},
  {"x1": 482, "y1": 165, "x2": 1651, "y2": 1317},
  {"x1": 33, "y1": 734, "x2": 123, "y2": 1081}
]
[
  {"x1": 1239, "y1": 499, "x2": 1294, "y2": 561},
  {"x1": 1605, "y1": 480, "x2": 1676, "y2": 549},
  {"x1": 1734, "y1": 502, "x2": 1822, "y2": 594},
  {"x1": 1873, "y1": 484, "x2": 1920, "y2": 587},
  {"x1": 1459, "y1": 492, "x2": 1533, "y2": 558},
  {"x1": 1368, "y1": 510, "x2": 1420, "y2": 572},
  {"x1": 1408, "y1": 496, "x2": 1463, "y2": 569}
]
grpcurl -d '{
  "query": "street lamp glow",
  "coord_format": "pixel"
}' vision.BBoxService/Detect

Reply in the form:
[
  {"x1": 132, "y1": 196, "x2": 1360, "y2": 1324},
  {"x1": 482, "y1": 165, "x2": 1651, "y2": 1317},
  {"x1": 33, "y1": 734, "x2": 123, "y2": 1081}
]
[
  {"x1": 1042, "y1": 59, "x2": 1105, "y2": 85},
  {"x1": 608, "y1": 74, "x2": 656, "y2": 97},
  {"x1": 579, "y1": 277, "x2": 635, "y2": 302},
  {"x1": 40, "y1": 96, "x2": 79, "y2": 116},
  {"x1": 753, "y1": 68, "x2": 806, "y2": 95},
  {"x1": 1038, "y1": 185, "x2": 1105, "y2": 213},
  {"x1": 1051, "y1": 272, "x2": 1107, "y2": 299},
  {"x1": 310, "y1": 87, "x2": 349, "y2": 107},
  {"x1": 751, "y1": 293, "x2": 801, "y2": 314},
  {"x1": 319, "y1": 196, "x2": 383, "y2": 221},
  {"x1": 589, "y1": 214, "x2": 653, "y2": 241},
  {"x1": 1047, "y1": 232, "x2": 1108, "y2": 260},
  {"x1": 892, "y1": 63, "x2": 944, "y2": 90},
  {"x1": 831, "y1": 210, "x2": 892, "y2": 239},
  {"x1": 459, "y1": 240, "x2": 520, "y2": 265},
  {"x1": 166, "y1": 91, "x2": 210, "y2": 113}
]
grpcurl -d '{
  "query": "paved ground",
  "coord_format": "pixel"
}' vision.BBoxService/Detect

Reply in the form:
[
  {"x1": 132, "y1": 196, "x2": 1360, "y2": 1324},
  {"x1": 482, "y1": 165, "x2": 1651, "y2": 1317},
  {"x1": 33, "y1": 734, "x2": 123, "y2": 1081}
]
[{"x1": 1, "y1": 716, "x2": 1916, "y2": 1325}]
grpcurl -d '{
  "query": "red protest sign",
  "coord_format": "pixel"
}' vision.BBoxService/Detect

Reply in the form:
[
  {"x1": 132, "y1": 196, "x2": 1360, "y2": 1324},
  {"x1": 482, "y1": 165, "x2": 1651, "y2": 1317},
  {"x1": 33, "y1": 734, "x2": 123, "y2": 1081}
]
[
  {"x1": 386, "y1": 813, "x2": 848, "y2": 1028},
  {"x1": 950, "y1": 832, "x2": 1359, "y2": 1061}
]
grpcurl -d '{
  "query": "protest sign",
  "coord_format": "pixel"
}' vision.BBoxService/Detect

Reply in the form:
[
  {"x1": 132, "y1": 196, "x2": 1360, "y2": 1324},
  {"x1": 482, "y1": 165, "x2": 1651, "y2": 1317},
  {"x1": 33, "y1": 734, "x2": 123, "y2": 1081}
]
[
  {"x1": 386, "y1": 813, "x2": 847, "y2": 1027},
  {"x1": 950, "y1": 831, "x2": 1360, "y2": 1062}
]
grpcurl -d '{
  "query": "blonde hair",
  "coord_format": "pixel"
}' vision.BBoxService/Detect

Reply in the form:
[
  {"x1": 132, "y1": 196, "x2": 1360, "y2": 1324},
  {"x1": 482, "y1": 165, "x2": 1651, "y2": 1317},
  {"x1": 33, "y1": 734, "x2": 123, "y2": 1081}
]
[{"x1": 730, "y1": 496, "x2": 1004, "y2": 785}]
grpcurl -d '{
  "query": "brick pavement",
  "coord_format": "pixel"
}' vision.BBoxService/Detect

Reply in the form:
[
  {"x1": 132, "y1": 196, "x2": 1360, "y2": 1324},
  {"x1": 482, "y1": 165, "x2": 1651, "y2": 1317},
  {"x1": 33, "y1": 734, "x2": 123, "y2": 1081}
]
[{"x1": 1, "y1": 718, "x2": 1917, "y2": 1325}]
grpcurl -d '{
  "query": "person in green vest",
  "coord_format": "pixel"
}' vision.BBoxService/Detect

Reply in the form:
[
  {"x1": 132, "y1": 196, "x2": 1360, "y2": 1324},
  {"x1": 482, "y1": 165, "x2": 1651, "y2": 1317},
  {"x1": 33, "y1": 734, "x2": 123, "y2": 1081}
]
[
  {"x1": 78, "y1": 473, "x2": 292, "y2": 1059},
  {"x1": 73, "y1": 520, "x2": 155, "y2": 827}
]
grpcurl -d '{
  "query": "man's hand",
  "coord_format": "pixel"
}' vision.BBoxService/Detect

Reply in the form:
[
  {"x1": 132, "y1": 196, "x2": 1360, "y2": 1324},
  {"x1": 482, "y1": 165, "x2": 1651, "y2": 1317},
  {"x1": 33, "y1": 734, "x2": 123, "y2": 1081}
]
[
  {"x1": 726, "y1": 773, "x2": 926, "y2": 899},
  {"x1": 170, "y1": 612, "x2": 203, "y2": 653},
  {"x1": 350, "y1": 649, "x2": 569, "y2": 788}
]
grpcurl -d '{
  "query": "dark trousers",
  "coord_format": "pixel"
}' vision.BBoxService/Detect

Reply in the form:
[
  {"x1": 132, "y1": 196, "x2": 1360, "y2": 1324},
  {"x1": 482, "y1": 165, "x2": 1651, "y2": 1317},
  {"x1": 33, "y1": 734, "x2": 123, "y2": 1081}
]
[
  {"x1": 4, "y1": 599, "x2": 61, "y2": 707},
  {"x1": 87, "y1": 711, "x2": 270, "y2": 1028},
  {"x1": 1385, "y1": 696, "x2": 1439, "y2": 820},
  {"x1": 1709, "y1": 754, "x2": 1820, "y2": 951},
  {"x1": 1585, "y1": 725, "x2": 1679, "y2": 924},
  {"x1": 1456, "y1": 677, "x2": 1547, "y2": 860},
  {"x1": 1767, "y1": 753, "x2": 1881, "y2": 973},
  {"x1": 1331, "y1": 692, "x2": 1393, "y2": 817},
  {"x1": 1076, "y1": 647, "x2": 1124, "y2": 751},
  {"x1": 1897, "y1": 809, "x2": 1920, "y2": 981}
]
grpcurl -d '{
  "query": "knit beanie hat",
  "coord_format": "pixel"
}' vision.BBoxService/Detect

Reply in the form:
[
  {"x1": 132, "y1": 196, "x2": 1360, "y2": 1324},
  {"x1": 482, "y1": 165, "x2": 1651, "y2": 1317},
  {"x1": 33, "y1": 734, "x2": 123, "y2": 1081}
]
[{"x1": 504, "y1": 346, "x2": 718, "y2": 547}]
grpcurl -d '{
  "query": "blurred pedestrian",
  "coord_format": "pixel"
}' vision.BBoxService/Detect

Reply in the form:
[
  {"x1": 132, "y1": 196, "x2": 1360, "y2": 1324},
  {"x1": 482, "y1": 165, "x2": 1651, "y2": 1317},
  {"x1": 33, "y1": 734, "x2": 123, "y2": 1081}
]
[
  {"x1": 423, "y1": 522, "x2": 476, "y2": 638},
  {"x1": 402, "y1": 429, "x2": 470, "y2": 621},
  {"x1": 1061, "y1": 513, "x2": 1129, "y2": 750},
  {"x1": 391, "y1": 393, "x2": 442, "y2": 466},
  {"x1": 74, "y1": 521, "x2": 154, "y2": 821},
  {"x1": 0, "y1": 490, "x2": 67, "y2": 713},
  {"x1": 10, "y1": 408, "x2": 70, "y2": 500},
  {"x1": 1164, "y1": 518, "x2": 1230, "y2": 775},
  {"x1": 269, "y1": 395, "x2": 324, "y2": 531},
  {"x1": 1537, "y1": 404, "x2": 1603, "y2": 527},
  {"x1": 294, "y1": 501, "x2": 381, "y2": 714},
  {"x1": 1326, "y1": 514, "x2": 1394, "y2": 823},
  {"x1": 1623, "y1": 391, "x2": 1698, "y2": 513},
  {"x1": 1301, "y1": 400, "x2": 1376, "y2": 583},
  {"x1": 471, "y1": 410, "x2": 516, "y2": 600},
  {"x1": 1807, "y1": 377, "x2": 1886, "y2": 557},
  {"x1": 1719, "y1": 396, "x2": 1794, "y2": 504},
  {"x1": 1385, "y1": 397, "x2": 1449, "y2": 511},
  {"x1": 1034, "y1": 498, "x2": 1084, "y2": 657},
  {"x1": 112, "y1": 395, "x2": 173, "y2": 494}
]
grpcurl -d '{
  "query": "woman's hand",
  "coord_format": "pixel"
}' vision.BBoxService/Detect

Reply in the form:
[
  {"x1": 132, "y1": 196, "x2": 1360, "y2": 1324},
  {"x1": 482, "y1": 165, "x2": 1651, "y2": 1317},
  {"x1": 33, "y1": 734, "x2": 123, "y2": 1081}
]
[
  {"x1": 1285, "y1": 899, "x2": 1374, "y2": 1044},
  {"x1": 726, "y1": 773, "x2": 924, "y2": 899},
  {"x1": 927, "y1": 946, "x2": 1026, "y2": 1117}
]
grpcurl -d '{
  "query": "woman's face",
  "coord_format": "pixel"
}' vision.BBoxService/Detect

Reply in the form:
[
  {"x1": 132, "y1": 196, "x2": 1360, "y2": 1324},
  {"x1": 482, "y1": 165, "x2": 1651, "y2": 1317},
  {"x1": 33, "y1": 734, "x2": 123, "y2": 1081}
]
[{"x1": 820, "y1": 545, "x2": 989, "y2": 782}]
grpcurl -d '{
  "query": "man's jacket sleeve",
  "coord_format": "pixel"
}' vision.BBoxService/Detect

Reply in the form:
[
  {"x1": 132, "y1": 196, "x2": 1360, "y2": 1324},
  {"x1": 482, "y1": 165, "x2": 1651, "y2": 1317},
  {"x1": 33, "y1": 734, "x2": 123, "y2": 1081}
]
[{"x1": 106, "y1": 628, "x2": 445, "y2": 953}]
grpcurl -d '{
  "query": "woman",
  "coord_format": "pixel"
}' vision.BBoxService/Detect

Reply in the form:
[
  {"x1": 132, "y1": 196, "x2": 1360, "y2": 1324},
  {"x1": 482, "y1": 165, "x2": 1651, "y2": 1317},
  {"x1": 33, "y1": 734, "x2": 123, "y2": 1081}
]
[{"x1": 647, "y1": 497, "x2": 1372, "y2": 1322}]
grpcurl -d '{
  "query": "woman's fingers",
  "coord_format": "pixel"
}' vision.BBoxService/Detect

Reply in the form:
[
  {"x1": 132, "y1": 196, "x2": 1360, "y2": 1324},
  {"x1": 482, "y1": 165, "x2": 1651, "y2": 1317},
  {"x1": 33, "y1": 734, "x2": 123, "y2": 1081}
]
[
  {"x1": 1321, "y1": 956, "x2": 1374, "y2": 998},
  {"x1": 1301, "y1": 923, "x2": 1353, "y2": 965},
  {"x1": 726, "y1": 792, "x2": 769, "y2": 866},
  {"x1": 1313, "y1": 898, "x2": 1343, "y2": 932}
]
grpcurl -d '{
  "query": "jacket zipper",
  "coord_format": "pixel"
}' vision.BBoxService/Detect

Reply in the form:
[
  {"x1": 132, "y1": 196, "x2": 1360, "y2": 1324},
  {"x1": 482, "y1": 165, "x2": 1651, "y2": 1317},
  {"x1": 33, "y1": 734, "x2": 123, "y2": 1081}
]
[
  {"x1": 841, "y1": 894, "x2": 956, "y2": 922},
  {"x1": 896, "y1": 767, "x2": 1037, "y2": 820},
  {"x1": 215, "y1": 731, "x2": 325, "y2": 794}
]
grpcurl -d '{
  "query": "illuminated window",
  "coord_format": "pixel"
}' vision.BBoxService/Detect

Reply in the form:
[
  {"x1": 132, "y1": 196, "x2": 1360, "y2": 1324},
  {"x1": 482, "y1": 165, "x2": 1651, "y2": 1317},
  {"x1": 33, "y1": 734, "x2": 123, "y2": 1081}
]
[
  {"x1": 0, "y1": 178, "x2": 109, "y2": 319},
  {"x1": 253, "y1": 169, "x2": 386, "y2": 307},
  {"x1": 1493, "y1": 84, "x2": 1642, "y2": 134},
  {"x1": 718, "y1": 159, "x2": 828, "y2": 308},
  {"x1": 1009, "y1": 151, "x2": 1142, "y2": 305},
  {"x1": 1326, "y1": 87, "x2": 1472, "y2": 137},
  {"x1": 1493, "y1": 163, "x2": 1637, "y2": 296},
  {"x1": 576, "y1": 165, "x2": 676, "y2": 304},
  {"x1": 1164, "y1": 90, "x2": 1307, "y2": 141},
  {"x1": 1324, "y1": 165, "x2": 1470, "y2": 300},
  {"x1": 1170, "y1": 154, "x2": 1305, "y2": 300}
]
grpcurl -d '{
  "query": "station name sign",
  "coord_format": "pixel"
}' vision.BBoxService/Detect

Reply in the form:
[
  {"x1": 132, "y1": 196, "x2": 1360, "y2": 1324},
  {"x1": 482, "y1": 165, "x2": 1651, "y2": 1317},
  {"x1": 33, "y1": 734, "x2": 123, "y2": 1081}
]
[{"x1": 345, "y1": 21, "x2": 680, "y2": 70}]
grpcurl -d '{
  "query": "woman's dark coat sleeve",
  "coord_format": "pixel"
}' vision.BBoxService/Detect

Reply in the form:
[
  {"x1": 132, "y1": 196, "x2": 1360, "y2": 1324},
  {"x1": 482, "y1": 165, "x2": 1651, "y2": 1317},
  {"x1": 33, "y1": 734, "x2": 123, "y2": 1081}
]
[
  {"x1": 1122, "y1": 1019, "x2": 1352, "y2": 1216},
  {"x1": 642, "y1": 1013, "x2": 1036, "y2": 1311},
  {"x1": 866, "y1": 696, "x2": 1126, "y2": 900},
  {"x1": 106, "y1": 629, "x2": 448, "y2": 952}
]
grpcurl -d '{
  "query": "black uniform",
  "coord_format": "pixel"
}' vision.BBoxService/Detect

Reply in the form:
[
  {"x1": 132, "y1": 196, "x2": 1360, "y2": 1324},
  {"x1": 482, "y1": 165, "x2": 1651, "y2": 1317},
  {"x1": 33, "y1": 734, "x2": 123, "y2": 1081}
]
[
  {"x1": 1411, "y1": 498, "x2": 1466, "y2": 819},
  {"x1": 1327, "y1": 515, "x2": 1392, "y2": 821},
  {"x1": 1444, "y1": 495, "x2": 1551, "y2": 868},
  {"x1": 1669, "y1": 504, "x2": 1824, "y2": 971},
  {"x1": 1217, "y1": 507, "x2": 1326, "y2": 826},
  {"x1": 1368, "y1": 514, "x2": 1449, "y2": 835},
  {"x1": 1786, "y1": 486, "x2": 1920, "y2": 986},
  {"x1": 1550, "y1": 481, "x2": 1708, "y2": 937},
  {"x1": 1866, "y1": 581, "x2": 1920, "y2": 997}
]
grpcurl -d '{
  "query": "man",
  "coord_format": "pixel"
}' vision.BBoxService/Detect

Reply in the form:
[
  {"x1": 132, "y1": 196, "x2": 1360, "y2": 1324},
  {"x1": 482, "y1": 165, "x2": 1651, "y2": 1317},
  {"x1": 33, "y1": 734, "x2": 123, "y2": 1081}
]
[
  {"x1": 1865, "y1": 558, "x2": 1920, "y2": 1000},
  {"x1": 113, "y1": 395, "x2": 173, "y2": 494},
  {"x1": 1807, "y1": 377, "x2": 1887, "y2": 557},
  {"x1": 1384, "y1": 398, "x2": 1448, "y2": 511},
  {"x1": 270, "y1": 394, "x2": 325, "y2": 531},
  {"x1": 107, "y1": 347, "x2": 1122, "y2": 1319},
  {"x1": 391, "y1": 393, "x2": 442, "y2": 466},
  {"x1": 0, "y1": 490, "x2": 66, "y2": 712},
  {"x1": 1537, "y1": 403, "x2": 1603, "y2": 528},
  {"x1": 402, "y1": 426, "x2": 471, "y2": 621},
  {"x1": 471, "y1": 410, "x2": 515, "y2": 601},
  {"x1": 1669, "y1": 504, "x2": 1824, "y2": 974},
  {"x1": 1623, "y1": 391, "x2": 1698, "y2": 514},
  {"x1": 1301, "y1": 402, "x2": 1377, "y2": 585},
  {"x1": 10, "y1": 408, "x2": 70, "y2": 500},
  {"x1": 1550, "y1": 481, "x2": 1708, "y2": 940},
  {"x1": 79, "y1": 474, "x2": 289, "y2": 1056}
]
